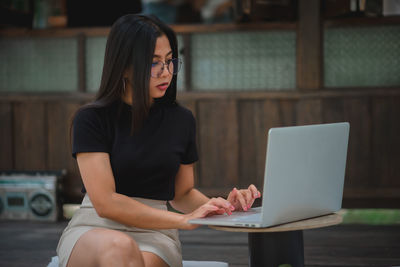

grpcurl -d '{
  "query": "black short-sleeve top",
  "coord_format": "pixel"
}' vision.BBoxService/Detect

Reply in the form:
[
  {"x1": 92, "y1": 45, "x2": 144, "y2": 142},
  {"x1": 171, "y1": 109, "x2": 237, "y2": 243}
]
[{"x1": 72, "y1": 99, "x2": 198, "y2": 200}]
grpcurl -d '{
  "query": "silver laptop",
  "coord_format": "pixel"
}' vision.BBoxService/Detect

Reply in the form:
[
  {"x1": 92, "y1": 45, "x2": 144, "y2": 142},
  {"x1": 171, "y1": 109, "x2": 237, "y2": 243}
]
[{"x1": 189, "y1": 122, "x2": 350, "y2": 228}]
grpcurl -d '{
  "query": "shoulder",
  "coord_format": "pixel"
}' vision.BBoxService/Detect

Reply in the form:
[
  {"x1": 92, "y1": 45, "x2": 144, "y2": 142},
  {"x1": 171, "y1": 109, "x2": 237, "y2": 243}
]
[
  {"x1": 74, "y1": 105, "x2": 104, "y2": 123},
  {"x1": 73, "y1": 102, "x2": 118, "y2": 127},
  {"x1": 164, "y1": 104, "x2": 196, "y2": 129},
  {"x1": 169, "y1": 103, "x2": 195, "y2": 121}
]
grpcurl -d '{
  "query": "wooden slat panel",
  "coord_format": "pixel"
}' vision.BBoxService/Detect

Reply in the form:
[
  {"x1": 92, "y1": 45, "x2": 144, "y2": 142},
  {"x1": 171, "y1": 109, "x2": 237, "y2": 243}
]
[
  {"x1": 238, "y1": 100, "x2": 283, "y2": 190},
  {"x1": 238, "y1": 100, "x2": 262, "y2": 190},
  {"x1": 238, "y1": 99, "x2": 297, "y2": 191},
  {"x1": 321, "y1": 97, "x2": 372, "y2": 189},
  {"x1": 177, "y1": 99, "x2": 200, "y2": 187},
  {"x1": 1, "y1": 92, "x2": 400, "y2": 206},
  {"x1": 343, "y1": 187, "x2": 400, "y2": 199},
  {"x1": 197, "y1": 100, "x2": 239, "y2": 190},
  {"x1": 322, "y1": 97, "x2": 345, "y2": 123},
  {"x1": 279, "y1": 99, "x2": 297, "y2": 126},
  {"x1": 343, "y1": 97, "x2": 372, "y2": 188},
  {"x1": 13, "y1": 102, "x2": 47, "y2": 170},
  {"x1": 47, "y1": 102, "x2": 82, "y2": 202},
  {"x1": 0, "y1": 103, "x2": 13, "y2": 169},
  {"x1": 321, "y1": 98, "x2": 353, "y2": 188},
  {"x1": 296, "y1": 98, "x2": 322, "y2": 125},
  {"x1": 47, "y1": 102, "x2": 75, "y2": 169},
  {"x1": 372, "y1": 96, "x2": 400, "y2": 187}
]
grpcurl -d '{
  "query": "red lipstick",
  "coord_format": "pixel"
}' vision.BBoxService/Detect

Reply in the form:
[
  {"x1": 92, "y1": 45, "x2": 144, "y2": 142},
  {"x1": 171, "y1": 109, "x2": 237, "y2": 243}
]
[{"x1": 156, "y1": 82, "x2": 169, "y2": 91}]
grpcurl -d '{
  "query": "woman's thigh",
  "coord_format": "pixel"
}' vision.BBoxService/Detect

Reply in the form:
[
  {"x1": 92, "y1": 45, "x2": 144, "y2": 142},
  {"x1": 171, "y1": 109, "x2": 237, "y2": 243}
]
[
  {"x1": 66, "y1": 228, "x2": 144, "y2": 267},
  {"x1": 142, "y1": 251, "x2": 169, "y2": 267}
]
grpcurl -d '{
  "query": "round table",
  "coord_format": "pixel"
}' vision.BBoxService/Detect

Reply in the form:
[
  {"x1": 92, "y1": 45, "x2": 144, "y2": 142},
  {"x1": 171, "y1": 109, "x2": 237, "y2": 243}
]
[{"x1": 209, "y1": 213, "x2": 342, "y2": 267}]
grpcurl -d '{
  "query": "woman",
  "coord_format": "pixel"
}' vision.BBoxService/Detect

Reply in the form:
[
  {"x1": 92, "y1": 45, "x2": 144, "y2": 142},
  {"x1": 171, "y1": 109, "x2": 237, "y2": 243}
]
[{"x1": 57, "y1": 14, "x2": 260, "y2": 267}]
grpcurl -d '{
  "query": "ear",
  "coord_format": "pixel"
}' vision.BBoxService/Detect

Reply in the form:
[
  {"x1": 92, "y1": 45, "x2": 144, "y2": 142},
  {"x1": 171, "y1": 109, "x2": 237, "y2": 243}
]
[
  {"x1": 123, "y1": 66, "x2": 133, "y2": 80},
  {"x1": 123, "y1": 70, "x2": 129, "y2": 79}
]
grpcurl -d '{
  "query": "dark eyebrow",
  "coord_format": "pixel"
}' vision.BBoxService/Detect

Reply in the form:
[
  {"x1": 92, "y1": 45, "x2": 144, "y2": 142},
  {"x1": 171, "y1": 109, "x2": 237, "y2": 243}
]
[{"x1": 153, "y1": 51, "x2": 173, "y2": 58}]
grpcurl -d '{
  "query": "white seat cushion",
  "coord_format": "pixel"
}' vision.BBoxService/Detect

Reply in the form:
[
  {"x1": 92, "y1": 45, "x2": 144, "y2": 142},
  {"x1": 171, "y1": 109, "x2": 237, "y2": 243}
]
[
  {"x1": 47, "y1": 256, "x2": 229, "y2": 267},
  {"x1": 47, "y1": 256, "x2": 58, "y2": 267},
  {"x1": 183, "y1": 261, "x2": 229, "y2": 267}
]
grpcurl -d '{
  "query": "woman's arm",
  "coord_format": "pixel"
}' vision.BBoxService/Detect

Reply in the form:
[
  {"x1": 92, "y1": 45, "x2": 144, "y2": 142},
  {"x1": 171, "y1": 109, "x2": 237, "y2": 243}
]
[
  {"x1": 77, "y1": 152, "x2": 223, "y2": 230},
  {"x1": 169, "y1": 163, "x2": 211, "y2": 213},
  {"x1": 170, "y1": 164, "x2": 261, "y2": 213}
]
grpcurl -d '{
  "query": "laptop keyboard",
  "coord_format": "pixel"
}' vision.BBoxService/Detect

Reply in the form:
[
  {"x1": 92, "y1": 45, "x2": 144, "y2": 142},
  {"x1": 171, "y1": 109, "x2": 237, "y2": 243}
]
[{"x1": 207, "y1": 208, "x2": 261, "y2": 223}]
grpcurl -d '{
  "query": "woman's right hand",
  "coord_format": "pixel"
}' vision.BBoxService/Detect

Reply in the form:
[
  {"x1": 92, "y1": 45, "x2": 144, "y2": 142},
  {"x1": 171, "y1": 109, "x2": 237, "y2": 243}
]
[{"x1": 180, "y1": 197, "x2": 235, "y2": 230}]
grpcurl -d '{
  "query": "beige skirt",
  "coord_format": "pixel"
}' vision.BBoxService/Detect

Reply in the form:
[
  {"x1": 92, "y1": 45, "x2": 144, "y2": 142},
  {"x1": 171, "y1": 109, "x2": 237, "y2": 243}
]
[{"x1": 56, "y1": 194, "x2": 183, "y2": 267}]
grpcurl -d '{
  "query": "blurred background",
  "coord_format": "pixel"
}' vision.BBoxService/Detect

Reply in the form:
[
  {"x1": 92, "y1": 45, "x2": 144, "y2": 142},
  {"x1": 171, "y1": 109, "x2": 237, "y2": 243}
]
[
  {"x1": 0, "y1": 0, "x2": 400, "y2": 221},
  {"x1": 1, "y1": 1, "x2": 400, "y2": 267}
]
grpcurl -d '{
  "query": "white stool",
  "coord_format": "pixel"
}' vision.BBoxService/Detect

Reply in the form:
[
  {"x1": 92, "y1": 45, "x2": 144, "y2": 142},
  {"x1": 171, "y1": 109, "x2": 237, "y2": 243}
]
[
  {"x1": 47, "y1": 256, "x2": 229, "y2": 267},
  {"x1": 183, "y1": 261, "x2": 228, "y2": 267}
]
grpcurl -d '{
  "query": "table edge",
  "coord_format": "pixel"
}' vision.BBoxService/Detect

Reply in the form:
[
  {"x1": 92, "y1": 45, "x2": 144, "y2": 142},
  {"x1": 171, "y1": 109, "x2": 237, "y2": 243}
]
[{"x1": 208, "y1": 212, "x2": 343, "y2": 233}]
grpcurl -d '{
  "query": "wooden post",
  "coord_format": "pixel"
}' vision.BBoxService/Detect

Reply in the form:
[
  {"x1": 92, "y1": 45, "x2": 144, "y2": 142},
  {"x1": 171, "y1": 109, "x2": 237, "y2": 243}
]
[
  {"x1": 297, "y1": 0, "x2": 322, "y2": 91},
  {"x1": 0, "y1": 103, "x2": 14, "y2": 169}
]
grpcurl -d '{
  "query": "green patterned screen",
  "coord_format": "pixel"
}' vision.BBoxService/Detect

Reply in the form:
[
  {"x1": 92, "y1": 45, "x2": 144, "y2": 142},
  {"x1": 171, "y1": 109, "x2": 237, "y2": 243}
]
[
  {"x1": 191, "y1": 31, "x2": 296, "y2": 91},
  {"x1": 0, "y1": 37, "x2": 78, "y2": 92},
  {"x1": 2, "y1": 25, "x2": 398, "y2": 92},
  {"x1": 86, "y1": 36, "x2": 107, "y2": 92},
  {"x1": 324, "y1": 25, "x2": 400, "y2": 88}
]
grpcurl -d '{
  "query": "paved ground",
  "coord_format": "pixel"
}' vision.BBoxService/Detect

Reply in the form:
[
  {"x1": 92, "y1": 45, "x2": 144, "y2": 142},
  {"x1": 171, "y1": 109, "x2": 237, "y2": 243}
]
[{"x1": 0, "y1": 220, "x2": 399, "y2": 267}]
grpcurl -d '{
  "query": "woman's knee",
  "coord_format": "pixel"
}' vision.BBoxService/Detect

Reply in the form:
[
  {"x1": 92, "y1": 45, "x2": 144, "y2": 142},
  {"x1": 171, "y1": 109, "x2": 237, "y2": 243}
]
[
  {"x1": 107, "y1": 231, "x2": 139, "y2": 253},
  {"x1": 98, "y1": 230, "x2": 144, "y2": 266}
]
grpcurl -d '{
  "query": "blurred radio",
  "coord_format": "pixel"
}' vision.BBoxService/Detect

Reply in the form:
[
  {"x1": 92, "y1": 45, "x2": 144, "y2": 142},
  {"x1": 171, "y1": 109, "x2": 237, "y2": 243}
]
[{"x1": 0, "y1": 170, "x2": 65, "y2": 222}]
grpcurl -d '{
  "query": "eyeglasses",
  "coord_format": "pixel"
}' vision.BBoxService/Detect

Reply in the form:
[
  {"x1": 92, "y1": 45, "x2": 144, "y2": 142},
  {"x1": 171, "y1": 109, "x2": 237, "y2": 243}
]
[{"x1": 151, "y1": 58, "x2": 182, "y2": 78}]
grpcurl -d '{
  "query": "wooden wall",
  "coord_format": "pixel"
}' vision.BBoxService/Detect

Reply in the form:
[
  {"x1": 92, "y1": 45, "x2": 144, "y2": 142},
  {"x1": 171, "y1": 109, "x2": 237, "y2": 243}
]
[
  {"x1": 181, "y1": 90, "x2": 400, "y2": 208},
  {"x1": 0, "y1": 95, "x2": 86, "y2": 203},
  {"x1": 1, "y1": 89, "x2": 400, "y2": 207},
  {"x1": 2, "y1": 1, "x2": 400, "y2": 207}
]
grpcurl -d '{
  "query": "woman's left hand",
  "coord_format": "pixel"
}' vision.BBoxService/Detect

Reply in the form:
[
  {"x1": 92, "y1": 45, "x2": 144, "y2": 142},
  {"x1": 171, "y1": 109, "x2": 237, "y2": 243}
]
[{"x1": 227, "y1": 184, "x2": 261, "y2": 212}]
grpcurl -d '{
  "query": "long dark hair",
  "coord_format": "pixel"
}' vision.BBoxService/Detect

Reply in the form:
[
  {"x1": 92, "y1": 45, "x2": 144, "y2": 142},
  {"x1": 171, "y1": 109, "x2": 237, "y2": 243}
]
[{"x1": 71, "y1": 14, "x2": 178, "y2": 137}]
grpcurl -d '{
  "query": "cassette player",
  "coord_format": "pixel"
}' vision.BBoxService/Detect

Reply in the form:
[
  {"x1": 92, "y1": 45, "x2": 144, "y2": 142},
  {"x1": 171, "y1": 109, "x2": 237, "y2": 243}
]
[{"x1": 0, "y1": 170, "x2": 65, "y2": 221}]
